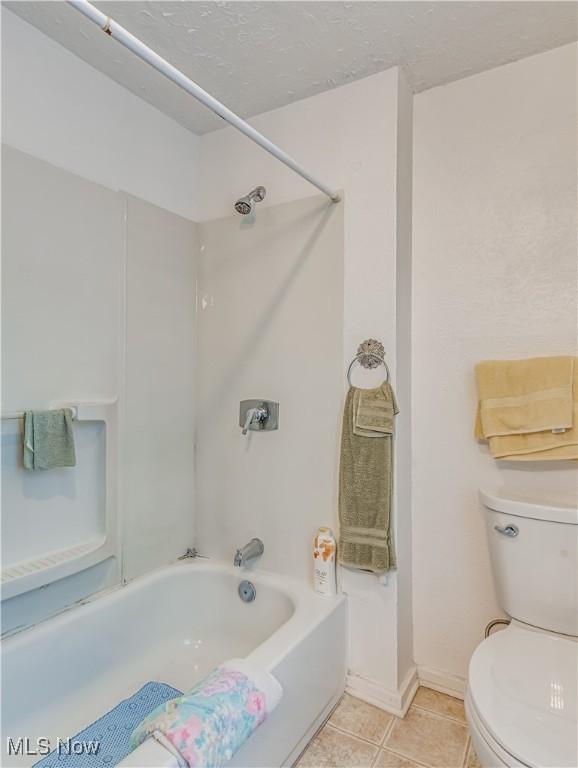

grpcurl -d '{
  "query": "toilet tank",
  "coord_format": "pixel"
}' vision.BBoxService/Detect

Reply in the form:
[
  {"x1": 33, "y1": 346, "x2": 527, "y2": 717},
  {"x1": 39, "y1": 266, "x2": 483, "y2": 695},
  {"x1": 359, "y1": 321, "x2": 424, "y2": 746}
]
[{"x1": 481, "y1": 490, "x2": 578, "y2": 637}]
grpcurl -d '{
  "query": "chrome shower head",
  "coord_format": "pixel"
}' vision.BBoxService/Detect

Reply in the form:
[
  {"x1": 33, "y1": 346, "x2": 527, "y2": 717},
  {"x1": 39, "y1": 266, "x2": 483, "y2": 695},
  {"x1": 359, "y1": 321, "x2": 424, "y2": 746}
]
[
  {"x1": 234, "y1": 186, "x2": 266, "y2": 215},
  {"x1": 235, "y1": 197, "x2": 253, "y2": 215}
]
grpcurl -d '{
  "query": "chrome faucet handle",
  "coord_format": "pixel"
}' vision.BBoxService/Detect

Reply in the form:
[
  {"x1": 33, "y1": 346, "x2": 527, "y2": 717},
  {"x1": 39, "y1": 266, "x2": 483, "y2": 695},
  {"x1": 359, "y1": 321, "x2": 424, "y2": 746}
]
[
  {"x1": 239, "y1": 400, "x2": 278, "y2": 434},
  {"x1": 242, "y1": 407, "x2": 257, "y2": 435},
  {"x1": 241, "y1": 405, "x2": 268, "y2": 435}
]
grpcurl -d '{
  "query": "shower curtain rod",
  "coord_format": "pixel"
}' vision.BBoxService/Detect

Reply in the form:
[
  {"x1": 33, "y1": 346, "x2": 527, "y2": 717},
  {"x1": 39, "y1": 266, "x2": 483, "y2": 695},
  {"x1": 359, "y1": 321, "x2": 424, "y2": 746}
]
[{"x1": 66, "y1": 0, "x2": 341, "y2": 204}]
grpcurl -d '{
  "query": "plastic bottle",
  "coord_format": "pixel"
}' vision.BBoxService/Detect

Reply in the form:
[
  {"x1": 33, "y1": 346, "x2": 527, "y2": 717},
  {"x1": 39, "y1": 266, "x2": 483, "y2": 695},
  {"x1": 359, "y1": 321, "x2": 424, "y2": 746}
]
[{"x1": 313, "y1": 527, "x2": 337, "y2": 596}]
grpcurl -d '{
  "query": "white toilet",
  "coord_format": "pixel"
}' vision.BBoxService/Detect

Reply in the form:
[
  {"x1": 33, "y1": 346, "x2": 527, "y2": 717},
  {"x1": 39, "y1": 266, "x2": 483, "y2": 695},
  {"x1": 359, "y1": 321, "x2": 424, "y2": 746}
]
[{"x1": 466, "y1": 490, "x2": 577, "y2": 768}]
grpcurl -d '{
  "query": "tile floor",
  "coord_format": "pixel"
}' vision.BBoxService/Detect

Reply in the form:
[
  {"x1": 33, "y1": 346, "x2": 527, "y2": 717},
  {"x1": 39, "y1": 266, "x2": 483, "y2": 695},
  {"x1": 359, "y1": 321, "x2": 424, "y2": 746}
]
[{"x1": 297, "y1": 687, "x2": 481, "y2": 768}]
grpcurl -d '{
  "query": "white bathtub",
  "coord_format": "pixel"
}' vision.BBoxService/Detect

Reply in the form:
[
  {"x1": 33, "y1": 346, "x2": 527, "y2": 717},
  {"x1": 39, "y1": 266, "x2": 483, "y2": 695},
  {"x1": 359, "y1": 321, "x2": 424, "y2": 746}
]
[{"x1": 1, "y1": 560, "x2": 347, "y2": 768}]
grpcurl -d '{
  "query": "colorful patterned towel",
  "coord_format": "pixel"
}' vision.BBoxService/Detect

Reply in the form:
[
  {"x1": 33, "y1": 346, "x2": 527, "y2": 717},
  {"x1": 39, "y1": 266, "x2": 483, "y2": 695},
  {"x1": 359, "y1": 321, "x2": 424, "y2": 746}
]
[{"x1": 129, "y1": 659, "x2": 282, "y2": 767}]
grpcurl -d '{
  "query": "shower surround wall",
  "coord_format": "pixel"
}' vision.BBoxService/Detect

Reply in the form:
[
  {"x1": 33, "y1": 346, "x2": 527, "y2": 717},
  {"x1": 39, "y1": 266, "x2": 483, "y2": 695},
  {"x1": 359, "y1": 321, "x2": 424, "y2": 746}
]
[
  {"x1": 1, "y1": 10, "x2": 198, "y2": 631},
  {"x1": 1, "y1": 147, "x2": 196, "y2": 632},
  {"x1": 412, "y1": 43, "x2": 578, "y2": 694},
  {"x1": 1, "y1": 146, "x2": 124, "y2": 631},
  {"x1": 195, "y1": 195, "x2": 344, "y2": 579},
  {"x1": 196, "y1": 68, "x2": 415, "y2": 712}
]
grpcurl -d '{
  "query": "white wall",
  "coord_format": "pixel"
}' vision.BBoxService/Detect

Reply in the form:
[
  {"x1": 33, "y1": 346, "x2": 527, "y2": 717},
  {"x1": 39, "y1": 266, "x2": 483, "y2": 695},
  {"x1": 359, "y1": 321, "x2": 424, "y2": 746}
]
[
  {"x1": 1, "y1": 145, "x2": 124, "y2": 632},
  {"x1": 195, "y1": 194, "x2": 343, "y2": 579},
  {"x1": 123, "y1": 195, "x2": 196, "y2": 581},
  {"x1": 394, "y1": 74, "x2": 414, "y2": 687},
  {"x1": 1, "y1": 146, "x2": 197, "y2": 632},
  {"x1": 198, "y1": 69, "x2": 415, "y2": 707},
  {"x1": 1, "y1": 147, "x2": 123, "y2": 412},
  {"x1": 1, "y1": 9, "x2": 199, "y2": 220},
  {"x1": 1, "y1": 11, "x2": 199, "y2": 631},
  {"x1": 412, "y1": 43, "x2": 578, "y2": 692}
]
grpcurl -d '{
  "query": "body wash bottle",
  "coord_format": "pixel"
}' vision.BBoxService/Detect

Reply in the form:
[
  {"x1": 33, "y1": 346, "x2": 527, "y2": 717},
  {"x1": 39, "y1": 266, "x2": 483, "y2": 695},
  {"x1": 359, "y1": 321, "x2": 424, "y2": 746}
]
[{"x1": 313, "y1": 527, "x2": 337, "y2": 596}]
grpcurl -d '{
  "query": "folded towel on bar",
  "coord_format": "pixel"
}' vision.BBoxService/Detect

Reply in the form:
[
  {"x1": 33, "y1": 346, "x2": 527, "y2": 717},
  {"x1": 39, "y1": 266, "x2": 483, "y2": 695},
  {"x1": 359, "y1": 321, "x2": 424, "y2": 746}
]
[
  {"x1": 474, "y1": 356, "x2": 574, "y2": 438},
  {"x1": 474, "y1": 356, "x2": 578, "y2": 460},
  {"x1": 23, "y1": 409, "x2": 76, "y2": 470},
  {"x1": 353, "y1": 382, "x2": 398, "y2": 437},
  {"x1": 339, "y1": 383, "x2": 398, "y2": 573},
  {"x1": 130, "y1": 659, "x2": 283, "y2": 768}
]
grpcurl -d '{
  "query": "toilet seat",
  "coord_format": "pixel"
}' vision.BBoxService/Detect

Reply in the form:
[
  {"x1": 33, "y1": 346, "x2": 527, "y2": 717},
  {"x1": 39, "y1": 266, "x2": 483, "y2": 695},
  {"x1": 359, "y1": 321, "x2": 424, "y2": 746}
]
[
  {"x1": 466, "y1": 689, "x2": 527, "y2": 768},
  {"x1": 467, "y1": 624, "x2": 577, "y2": 768}
]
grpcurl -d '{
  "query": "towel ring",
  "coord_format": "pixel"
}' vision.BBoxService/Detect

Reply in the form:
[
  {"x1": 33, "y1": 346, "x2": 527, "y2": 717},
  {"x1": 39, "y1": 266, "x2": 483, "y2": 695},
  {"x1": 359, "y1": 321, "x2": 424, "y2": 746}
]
[{"x1": 347, "y1": 339, "x2": 390, "y2": 386}]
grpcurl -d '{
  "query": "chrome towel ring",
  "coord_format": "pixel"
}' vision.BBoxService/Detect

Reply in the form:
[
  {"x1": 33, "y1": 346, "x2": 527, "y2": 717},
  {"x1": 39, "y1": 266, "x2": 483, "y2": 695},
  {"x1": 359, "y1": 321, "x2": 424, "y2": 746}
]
[{"x1": 347, "y1": 339, "x2": 390, "y2": 386}]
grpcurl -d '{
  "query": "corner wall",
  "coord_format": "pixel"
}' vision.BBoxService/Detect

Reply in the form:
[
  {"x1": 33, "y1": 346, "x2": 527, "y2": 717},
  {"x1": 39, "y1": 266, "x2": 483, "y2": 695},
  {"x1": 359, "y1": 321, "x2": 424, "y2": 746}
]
[
  {"x1": 412, "y1": 43, "x2": 578, "y2": 693},
  {"x1": 197, "y1": 68, "x2": 415, "y2": 707}
]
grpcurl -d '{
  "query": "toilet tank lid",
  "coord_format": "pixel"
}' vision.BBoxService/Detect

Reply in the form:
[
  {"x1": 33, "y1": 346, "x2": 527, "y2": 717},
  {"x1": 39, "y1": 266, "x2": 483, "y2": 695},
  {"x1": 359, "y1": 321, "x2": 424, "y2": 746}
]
[{"x1": 480, "y1": 489, "x2": 578, "y2": 525}]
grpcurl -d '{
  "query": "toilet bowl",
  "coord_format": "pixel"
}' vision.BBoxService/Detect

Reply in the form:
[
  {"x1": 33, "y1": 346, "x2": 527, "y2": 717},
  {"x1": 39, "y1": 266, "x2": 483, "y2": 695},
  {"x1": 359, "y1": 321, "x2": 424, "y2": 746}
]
[
  {"x1": 466, "y1": 623, "x2": 577, "y2": 767},
  {"x1": 466, "y1": 490, "x2": 578, "y2": 768}
]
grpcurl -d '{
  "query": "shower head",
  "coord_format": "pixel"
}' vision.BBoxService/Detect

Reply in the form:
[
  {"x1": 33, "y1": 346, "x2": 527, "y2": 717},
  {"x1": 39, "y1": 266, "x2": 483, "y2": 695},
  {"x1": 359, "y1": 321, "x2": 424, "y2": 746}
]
[{"x1": 234, "y1": 186, "x2": 266, "y2": 215}]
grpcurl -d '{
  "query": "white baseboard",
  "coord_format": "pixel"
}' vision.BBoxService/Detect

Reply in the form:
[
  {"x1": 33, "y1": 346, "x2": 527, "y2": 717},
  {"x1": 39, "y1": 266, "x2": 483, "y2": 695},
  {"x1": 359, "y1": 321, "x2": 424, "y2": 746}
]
[
  {"x1": 417, "y1": 665, "x2": 467, "y2": 700},
  {"x1": 346, "y1": 665, "x2": 419, "y2": 718}
]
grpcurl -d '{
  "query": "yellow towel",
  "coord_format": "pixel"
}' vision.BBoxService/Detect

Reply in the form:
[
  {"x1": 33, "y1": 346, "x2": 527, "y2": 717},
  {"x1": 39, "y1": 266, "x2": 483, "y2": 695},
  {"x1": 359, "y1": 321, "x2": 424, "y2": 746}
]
[
  {"x1": 474, "y1": 356, "x2": 578, "y2": 460},
  {"x1": 475, "y1": 356, "x2": 574, "y2": 437}
]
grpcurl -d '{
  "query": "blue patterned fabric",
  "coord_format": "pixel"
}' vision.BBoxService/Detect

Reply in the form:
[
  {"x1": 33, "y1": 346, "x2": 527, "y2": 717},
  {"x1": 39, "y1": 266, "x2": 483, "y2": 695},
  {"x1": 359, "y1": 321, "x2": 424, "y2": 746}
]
[{"x1": 33, "y1": 682, "x2": 182, "y2": 768}]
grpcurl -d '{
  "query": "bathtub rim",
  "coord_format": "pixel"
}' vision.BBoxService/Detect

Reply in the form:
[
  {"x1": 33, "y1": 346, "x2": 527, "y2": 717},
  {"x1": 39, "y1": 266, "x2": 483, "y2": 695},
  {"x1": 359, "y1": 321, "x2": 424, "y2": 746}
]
[{"x1": 1, "y1": 558, "x2": 345, "y2": 672}]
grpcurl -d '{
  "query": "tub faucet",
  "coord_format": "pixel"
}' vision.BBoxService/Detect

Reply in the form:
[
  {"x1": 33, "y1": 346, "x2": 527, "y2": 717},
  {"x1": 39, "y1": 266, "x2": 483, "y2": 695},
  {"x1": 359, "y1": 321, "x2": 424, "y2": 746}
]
[{"x1": 234, "y1": 538, "x2": 264, "y2": 568}]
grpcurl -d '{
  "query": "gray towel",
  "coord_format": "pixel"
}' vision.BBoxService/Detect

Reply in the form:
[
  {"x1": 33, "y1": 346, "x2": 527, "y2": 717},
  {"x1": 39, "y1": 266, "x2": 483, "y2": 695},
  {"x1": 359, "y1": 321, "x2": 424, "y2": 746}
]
[
  {"x1": 339, "y1": 383, "x2": 398, "y2": 573},
  {"x1": 23, "y1": 409, "x2": 76, "y2": 470}
]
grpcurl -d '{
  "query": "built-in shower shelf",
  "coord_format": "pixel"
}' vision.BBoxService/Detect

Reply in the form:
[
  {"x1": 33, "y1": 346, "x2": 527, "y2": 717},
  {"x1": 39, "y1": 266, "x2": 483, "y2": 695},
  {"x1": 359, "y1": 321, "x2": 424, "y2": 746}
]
[
  {"x1": 1, "y1": 535, "x2": 112, "y2": 601},
  {"x1": 1, "y1": 399, "x2": 119, "y2": 602}
]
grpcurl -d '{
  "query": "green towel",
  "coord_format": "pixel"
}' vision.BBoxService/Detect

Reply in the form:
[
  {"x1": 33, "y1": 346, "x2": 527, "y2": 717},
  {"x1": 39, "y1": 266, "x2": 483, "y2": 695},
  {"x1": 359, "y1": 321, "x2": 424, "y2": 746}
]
[
  {"x1": 353, "y1": 382, "x2": 398, "y2": 436},
  {"x1": 23, "y1": 409, "x2": 76, "y2": 470},
  {"x1": 338, "y1": 383, "x2": 398, "y2": 573}
]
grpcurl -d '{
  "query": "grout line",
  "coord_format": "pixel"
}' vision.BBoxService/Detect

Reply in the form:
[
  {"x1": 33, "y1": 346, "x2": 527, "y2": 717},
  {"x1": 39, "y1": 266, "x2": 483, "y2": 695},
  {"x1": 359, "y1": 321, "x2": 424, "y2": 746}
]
[
  {"x1": 369, "y1": 746, "x2": 382, "y2": 768},
  {"x1": 462, "y1": 737, "x2": 473, "y2": 768},
  {"x1": 380, "y1": 716, "x2": 398, "y2": 746},
  {"x1": 411, "y1": 702, "x2": 467, "y2": 726},
  {"x1": 462, "y1": 737, "x2": 470, "y2": 768},
  {"x1": 326, "y1": 722, "x2": 385, "y2": 750},
  {"x1": 379, "y1": 743, "x2": 432, "y2": 768},
  {"x1": 404, "y1": 704, "x2": 468, "y2": 729}
]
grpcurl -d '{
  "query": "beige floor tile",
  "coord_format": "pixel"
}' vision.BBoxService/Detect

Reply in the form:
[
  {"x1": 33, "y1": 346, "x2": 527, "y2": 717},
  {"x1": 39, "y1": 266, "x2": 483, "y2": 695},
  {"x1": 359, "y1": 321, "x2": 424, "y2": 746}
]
[
  {"x1": 412, "y1": 687, "x2": 466, "y2": 723},
  {"x1": 374, "y1": 748, "x2": 424, "y2": 768},
  {"x1": 384, "y1": 707, "x2": 468, "y2": 768},
  {"x1": 465, "y1": 742, "x2": 482, "y2": 768},
  {"x1": 329, "y1": 693, "x2": 394, "y2": 745},
  {"x1": 298, "y1": 724, "x2": 379, "y2": 768}
]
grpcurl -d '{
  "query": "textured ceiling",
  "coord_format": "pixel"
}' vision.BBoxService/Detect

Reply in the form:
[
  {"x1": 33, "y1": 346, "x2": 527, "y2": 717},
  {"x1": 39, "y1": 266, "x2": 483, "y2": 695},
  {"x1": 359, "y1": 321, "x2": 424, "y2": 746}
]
[{"x1": 7, "y1": 1, "x2": 577, "y2": 134}]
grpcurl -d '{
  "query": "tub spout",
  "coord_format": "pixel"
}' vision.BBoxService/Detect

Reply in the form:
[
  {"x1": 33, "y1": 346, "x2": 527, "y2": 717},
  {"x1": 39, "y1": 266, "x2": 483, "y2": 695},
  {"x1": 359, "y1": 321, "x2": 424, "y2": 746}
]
[{"x1": 234, "y1": 538, "x2": 264, "y2": 568}]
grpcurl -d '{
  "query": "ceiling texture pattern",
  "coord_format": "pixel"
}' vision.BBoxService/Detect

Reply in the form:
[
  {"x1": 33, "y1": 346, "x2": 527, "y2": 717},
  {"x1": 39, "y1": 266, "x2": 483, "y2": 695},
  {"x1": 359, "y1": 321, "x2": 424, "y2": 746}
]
[{"x1": 7, "y1": 1, "x2": 577, "y2": 134}]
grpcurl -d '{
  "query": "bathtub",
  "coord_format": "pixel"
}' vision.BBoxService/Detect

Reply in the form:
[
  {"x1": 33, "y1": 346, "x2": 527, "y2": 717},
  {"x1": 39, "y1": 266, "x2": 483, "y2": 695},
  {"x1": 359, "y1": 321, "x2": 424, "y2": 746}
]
[{"x1": 1, "y1": 560, "x2": 347, "y2": 768}]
